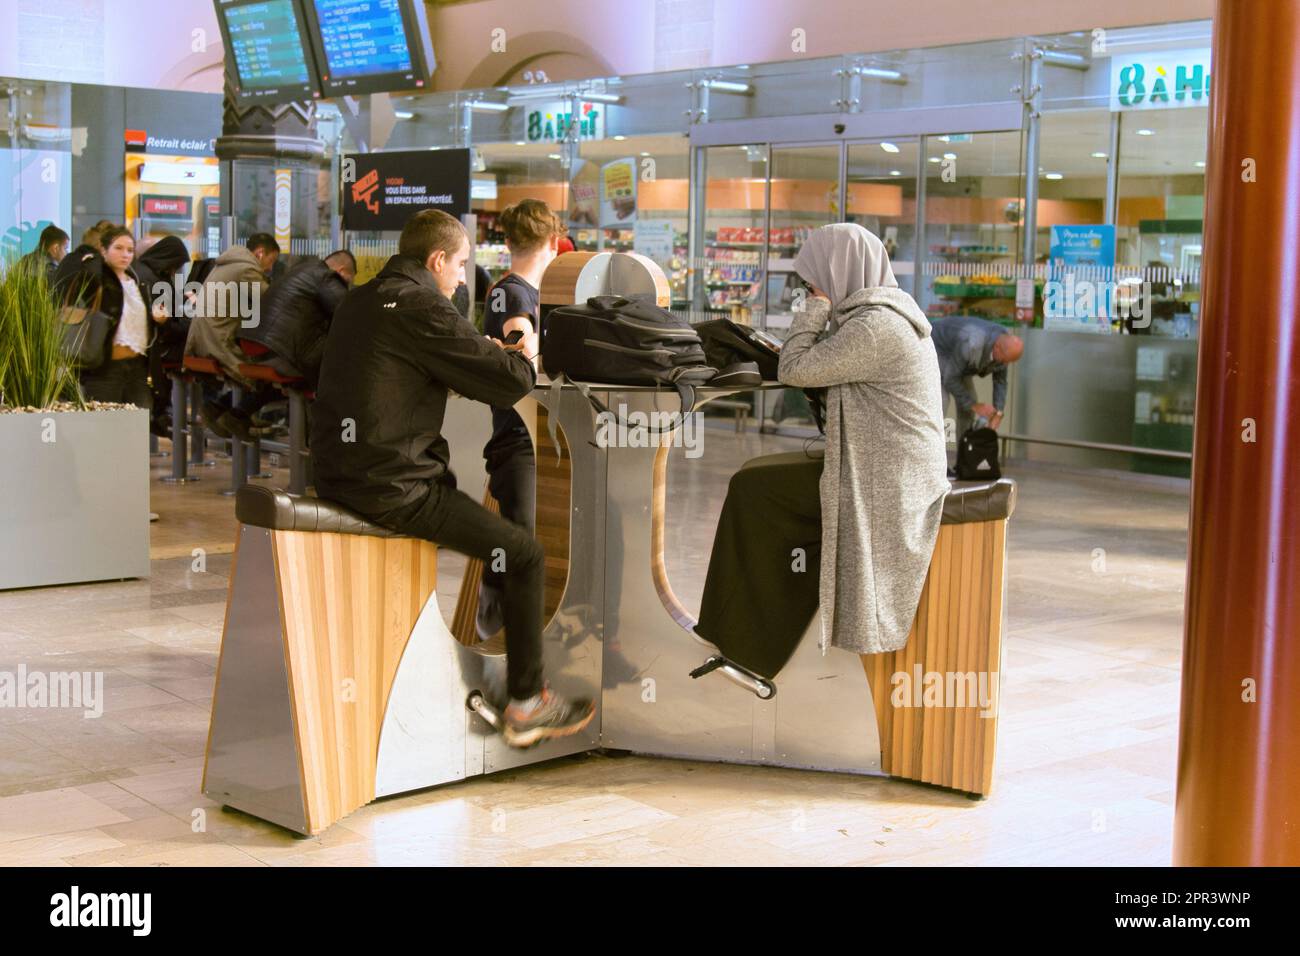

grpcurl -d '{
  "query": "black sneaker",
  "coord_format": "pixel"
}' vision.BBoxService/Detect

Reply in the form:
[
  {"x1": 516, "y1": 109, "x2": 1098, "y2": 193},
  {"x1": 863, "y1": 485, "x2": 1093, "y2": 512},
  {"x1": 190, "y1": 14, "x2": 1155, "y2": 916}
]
[
  {"x1": 503, "y1": 686, "x2": 595, "y2": 749},
  {"x1": 202, "y1": 402, "x2": 232, "y2": 439}
]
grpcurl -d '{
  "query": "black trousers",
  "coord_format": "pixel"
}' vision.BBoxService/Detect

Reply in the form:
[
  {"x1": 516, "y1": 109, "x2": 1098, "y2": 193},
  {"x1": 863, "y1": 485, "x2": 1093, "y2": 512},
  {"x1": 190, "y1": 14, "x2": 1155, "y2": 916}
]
[
  {"x1": 377, "y1": 479, "x2": 545, "y2": 701},
  {"x1": 694, "y1": 450, "x2": 824, "y2": 679},
  {"x1": 80, "y1": 356, "x2": 152, "y2": 408},
  {"x1": 482, "y1": 445, "x2": 536, "y2": 593}
]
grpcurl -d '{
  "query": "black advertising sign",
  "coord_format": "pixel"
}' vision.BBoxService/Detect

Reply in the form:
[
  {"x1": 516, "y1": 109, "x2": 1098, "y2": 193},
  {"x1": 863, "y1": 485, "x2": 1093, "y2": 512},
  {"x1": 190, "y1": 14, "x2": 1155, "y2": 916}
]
[{"x1": 342, "y1": 148, "x2": 471, "y2": 231}]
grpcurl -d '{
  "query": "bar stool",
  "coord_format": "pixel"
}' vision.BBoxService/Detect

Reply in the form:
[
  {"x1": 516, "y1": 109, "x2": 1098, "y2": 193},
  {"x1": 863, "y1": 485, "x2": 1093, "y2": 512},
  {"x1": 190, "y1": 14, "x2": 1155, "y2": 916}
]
[
  {"x1": 159, "y1": 361, "x2": 198, "y2": 484},
  {"x1": 182, "y1": 355, "x2": 248, "y2": 496},
  {"x1": 237, "y1": 342, "x2": 312, "y2": 497}
]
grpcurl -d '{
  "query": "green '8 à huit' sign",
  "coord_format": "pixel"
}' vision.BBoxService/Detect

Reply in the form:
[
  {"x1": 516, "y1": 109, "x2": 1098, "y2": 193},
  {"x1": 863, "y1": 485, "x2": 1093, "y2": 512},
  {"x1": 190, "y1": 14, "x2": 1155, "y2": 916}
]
[
  {"x1": 525, "y1": 102, "x2": 605, "y2": 143},
  {"x1": 1109, "y1": 47, "x2": 1211, "y2": 111}
]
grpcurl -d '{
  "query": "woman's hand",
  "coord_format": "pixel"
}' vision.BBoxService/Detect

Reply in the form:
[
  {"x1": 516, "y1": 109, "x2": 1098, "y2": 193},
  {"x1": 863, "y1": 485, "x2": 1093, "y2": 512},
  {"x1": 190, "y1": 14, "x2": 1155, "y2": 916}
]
[{"x1": 151, "y1": 299, "x2": 169, "y2": 323}]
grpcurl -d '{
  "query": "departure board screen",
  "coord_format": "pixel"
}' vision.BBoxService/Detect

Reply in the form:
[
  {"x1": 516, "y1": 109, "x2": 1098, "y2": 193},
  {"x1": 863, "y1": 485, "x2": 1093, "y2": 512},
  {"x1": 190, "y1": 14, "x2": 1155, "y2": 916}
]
[
  {"x1": 225, "y1": 1, "x2": 312, "y2": 89},
  {"x1": 313, "y1": 0, "x2": 413, "y2": 79},
  {"x1": 216, "y1": 0, "x2": 320, "y2": 102}
]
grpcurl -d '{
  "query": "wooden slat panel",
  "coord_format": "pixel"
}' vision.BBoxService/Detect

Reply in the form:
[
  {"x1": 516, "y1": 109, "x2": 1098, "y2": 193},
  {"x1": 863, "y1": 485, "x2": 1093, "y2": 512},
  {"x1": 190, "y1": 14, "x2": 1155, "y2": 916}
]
[
  {"x1": 450, "y1": 403, "x2": 573, "y2": 646},
  {"x1": 272, "y1": 529, "x2": 439, "y2": 834},
  {"x1": 862, "y1": 517, "x2": 1008, "y2": 796}
]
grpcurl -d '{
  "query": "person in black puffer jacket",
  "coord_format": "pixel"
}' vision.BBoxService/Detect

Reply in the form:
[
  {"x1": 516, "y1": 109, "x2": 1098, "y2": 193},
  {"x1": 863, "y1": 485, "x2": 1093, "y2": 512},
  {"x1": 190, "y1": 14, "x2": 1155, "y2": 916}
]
[
  {"x1": 241, "y1": 250, "x2": 355, "y2": 390},
  {"x1": 134, "y1": 236, "x2": 192, "y2": 433}
]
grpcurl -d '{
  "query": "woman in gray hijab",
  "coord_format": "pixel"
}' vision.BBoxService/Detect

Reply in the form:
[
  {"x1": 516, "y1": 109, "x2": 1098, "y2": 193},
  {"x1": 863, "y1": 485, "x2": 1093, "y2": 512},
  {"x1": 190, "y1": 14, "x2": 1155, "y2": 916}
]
[{"x1": 694, "y1": 223, "x2": 949, "y2": 678}]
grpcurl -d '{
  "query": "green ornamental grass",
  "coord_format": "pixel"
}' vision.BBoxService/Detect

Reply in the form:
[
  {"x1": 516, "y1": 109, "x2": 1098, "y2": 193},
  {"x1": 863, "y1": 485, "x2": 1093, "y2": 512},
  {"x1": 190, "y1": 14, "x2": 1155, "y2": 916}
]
[{"x1": 0, "y1": 255, "x2": 85, "y2": 411}]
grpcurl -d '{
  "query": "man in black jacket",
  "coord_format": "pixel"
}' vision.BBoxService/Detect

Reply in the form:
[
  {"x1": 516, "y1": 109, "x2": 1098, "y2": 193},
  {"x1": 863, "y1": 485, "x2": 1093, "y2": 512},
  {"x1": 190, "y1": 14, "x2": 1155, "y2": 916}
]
[
  {"x1": 243, "y1": 250, "x2": 354, "y2": 389},
  {"x1": 311, "y1": 209, "x2": 594, "y2": 748}
]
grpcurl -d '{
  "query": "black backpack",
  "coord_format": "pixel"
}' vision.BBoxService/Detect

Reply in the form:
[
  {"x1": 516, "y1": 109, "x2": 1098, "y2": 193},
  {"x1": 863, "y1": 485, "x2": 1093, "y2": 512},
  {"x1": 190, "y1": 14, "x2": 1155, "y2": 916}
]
[
  {"x1": 956, "y1": 426, "x2": 1001, "y2": 481},
  {"x1": 542, "y1": 295, "x2": 717, "y2": 418},
  {"x1": 692, "y1": 318, "x2": 781, "y2": 381}
]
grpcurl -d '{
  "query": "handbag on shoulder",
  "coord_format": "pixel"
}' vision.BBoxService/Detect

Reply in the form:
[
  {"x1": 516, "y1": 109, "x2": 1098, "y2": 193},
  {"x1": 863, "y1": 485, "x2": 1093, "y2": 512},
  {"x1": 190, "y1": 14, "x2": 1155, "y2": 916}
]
[{"x1": 58, "y1": 284, "x2": 113, "y2": 371}]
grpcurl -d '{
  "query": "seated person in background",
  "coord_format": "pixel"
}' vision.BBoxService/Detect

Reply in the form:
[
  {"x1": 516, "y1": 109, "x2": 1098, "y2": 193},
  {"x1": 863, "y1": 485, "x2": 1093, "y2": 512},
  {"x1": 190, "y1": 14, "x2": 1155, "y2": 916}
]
[
  {"x1": 133, "y1": 236, "x2": 193, "y2": 435},
  {"x1": 247, "y1": 232, "x2": 282, "y2": 282},
  {"x1": 312, "y1": 209, "x2": 594, "y2": 748},
  {"x1": 184, "y1": 235, "x2": 277, "y2": 439},
  {"x1": 18, "y1": 224, "x2": 69, "y2": 285},
  {"x1": 693, "y1": 223, "x2": 949, "y2": 679},
  {"x1": 476, "y1": 198, "x2": 566, "y2": 642},
  {"x1": 241, "y1": 249, "x2": 355, "y2": 390},
  {"x1": 929, "y1": 314, "x2": 1024, "y2": 438}
]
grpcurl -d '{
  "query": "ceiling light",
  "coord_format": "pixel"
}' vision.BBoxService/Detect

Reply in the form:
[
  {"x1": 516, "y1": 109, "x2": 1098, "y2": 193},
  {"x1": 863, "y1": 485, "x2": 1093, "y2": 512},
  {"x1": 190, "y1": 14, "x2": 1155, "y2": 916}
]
[
  {"x1": 943, "y1": 152, "x2": 956, "y2": 160},
  {"x1": 547, "y1": 153, "x2": 562, "y2": 160},
  {"x1": 613, "y1": 135, "x2": 626, "y2": 141},
  {"x1": 927, "y1": 156, "x2": 941, "y2": 164},
  {"x1": 857, "y1": 67, "x2": 905, "y2": 82},
  {"x1": 1136, "y1": 128, "x2": 1155, "y2": 136},
  {"x1": 1045, "y1": 172, "x2": 1064, "y2": 180},
  {"x1": 1091, "y1": 151, "x2": 1108, "y2": 158},
  {"x1": 640, "y1": 151, "x2": 651, "y2": 157},
  {"x1": 880, "y1": 142, "x2": 900, "y2": 153},
  {"x1": 703, "y1": 79, "x2": 751, "y2": 93},
  {"x1": 1195, "y1": 160, "x2": 1206, "y2": 168},
  {"x1": 515, "y1": 140, "x2": 526, "y2": 146},
  {"x1": 889, "y1": 169, "x2": 902, "y2": 176},
  {"x1": 393, "y1": 110, "x2": 414, "y2": 120}
]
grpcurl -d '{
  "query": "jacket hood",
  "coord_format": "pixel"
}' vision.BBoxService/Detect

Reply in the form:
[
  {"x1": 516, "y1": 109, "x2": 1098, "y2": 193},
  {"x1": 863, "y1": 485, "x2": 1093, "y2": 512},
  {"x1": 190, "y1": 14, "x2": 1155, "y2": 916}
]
[
  {"x1": 139, "y1": 235, "x2": 190, "y2": 275},
  {"x1": 836, "y1": 286, "x2": 932, "y2": 338},
  {"x1": 216, "y1": 245, "x2": 262, "y2": 268}
]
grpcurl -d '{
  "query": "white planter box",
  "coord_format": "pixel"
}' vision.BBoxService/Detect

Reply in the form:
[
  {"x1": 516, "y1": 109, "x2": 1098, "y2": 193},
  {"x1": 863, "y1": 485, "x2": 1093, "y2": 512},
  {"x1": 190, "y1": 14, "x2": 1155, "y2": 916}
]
[{"x1": 0, "y1": 408, "x2": 151, "y2": 589}]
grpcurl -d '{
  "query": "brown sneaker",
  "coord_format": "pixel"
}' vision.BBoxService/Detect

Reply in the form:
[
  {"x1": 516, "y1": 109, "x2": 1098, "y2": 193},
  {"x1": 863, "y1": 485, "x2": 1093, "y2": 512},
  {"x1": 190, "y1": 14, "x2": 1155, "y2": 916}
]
[{"x1": 503, "y1": 686, "x2": 595, "y2": 749}]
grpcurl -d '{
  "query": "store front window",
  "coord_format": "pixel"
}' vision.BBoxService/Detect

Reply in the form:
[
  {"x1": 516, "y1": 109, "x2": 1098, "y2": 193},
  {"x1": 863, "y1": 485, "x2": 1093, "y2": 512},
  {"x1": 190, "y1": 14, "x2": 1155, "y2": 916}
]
[{"x1": 205, "y1": 18, "x2": 1214, "y2": 467}]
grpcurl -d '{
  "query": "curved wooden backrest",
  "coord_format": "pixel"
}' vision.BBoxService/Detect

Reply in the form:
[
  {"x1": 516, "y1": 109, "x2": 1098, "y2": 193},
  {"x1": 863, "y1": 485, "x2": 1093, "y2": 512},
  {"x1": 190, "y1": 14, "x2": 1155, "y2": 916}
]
[{"x1": 449, "y1": 403, "x2": 571, "y2": 647}]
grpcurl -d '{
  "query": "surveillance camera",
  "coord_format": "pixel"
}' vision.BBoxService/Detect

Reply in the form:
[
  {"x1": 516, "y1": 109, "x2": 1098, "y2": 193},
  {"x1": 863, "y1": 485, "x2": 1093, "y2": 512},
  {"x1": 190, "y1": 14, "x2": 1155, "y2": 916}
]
[{"x1": 833, "y1": 123, "x2": 846, "y2": 135}]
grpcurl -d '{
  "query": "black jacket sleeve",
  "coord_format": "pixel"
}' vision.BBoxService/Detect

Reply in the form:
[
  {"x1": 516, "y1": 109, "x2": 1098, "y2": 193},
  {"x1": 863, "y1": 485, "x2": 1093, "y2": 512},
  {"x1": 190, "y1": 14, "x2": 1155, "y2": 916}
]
[
  {"x1": 317, "y1": 274, "x2": 348, "y2": 326},
  {"x1": 407, "y1": 295, "x2": 536, "y2": 408}
]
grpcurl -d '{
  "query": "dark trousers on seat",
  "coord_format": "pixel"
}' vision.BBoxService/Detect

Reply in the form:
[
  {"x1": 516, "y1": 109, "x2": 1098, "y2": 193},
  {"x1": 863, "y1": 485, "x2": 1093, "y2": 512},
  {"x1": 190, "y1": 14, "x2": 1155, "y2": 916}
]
[
  {"x1": 694, "y1": 450, "x2": 825, "y2": 679},
  {"x1": 376, "y1": 479, "x2": 545, "y2": 701}
]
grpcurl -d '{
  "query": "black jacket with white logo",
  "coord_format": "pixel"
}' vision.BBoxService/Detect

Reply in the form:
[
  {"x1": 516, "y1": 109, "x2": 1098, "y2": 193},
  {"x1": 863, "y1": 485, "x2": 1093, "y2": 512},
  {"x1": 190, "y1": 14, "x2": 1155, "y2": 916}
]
[{"x1": 311, "y1": 254, "x2": 536, "y2": 517}]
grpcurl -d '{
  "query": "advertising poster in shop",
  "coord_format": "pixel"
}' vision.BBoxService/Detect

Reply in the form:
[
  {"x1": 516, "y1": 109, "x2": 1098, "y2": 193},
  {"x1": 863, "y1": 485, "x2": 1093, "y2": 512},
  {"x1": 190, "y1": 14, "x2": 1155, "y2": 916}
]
[
  {"x1": 633, "y1": 219, "x2": 675, "y2": 270},
  {"x1": 342, "y1": 149, "x2": 471, "y2": 231},
  {"x1": 568, "y1": 158, "x2": 600, "y2": 228},
  {"x1": 599, "y1": 157, "x2": 637, "y2": 228},
  {"x1": 1045, "y1": 224, "x2": 1116, "y2": 334}
]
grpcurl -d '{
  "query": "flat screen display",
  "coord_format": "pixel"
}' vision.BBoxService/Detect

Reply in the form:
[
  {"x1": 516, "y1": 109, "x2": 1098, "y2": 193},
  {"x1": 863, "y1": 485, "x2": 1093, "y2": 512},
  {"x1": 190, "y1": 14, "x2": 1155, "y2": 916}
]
[
  {"x1": 302, "y1": 0, "x2": 435, "y2": 96},
  {"x1": 215, "y1": 0, "x2": 320, "y2": 103}
]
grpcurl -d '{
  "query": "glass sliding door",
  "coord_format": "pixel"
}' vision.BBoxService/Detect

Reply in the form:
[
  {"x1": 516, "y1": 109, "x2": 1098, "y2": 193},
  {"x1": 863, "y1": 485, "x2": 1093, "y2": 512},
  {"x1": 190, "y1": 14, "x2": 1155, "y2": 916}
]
[
  {"x1": 761, "y1": 143, "x2": 841, "y2": 432},
  {"x1": 692, "y1": 143, "x2": 770, "y2": 325},
  {"x1": 845, "y1": 138, "x2": 920, "y2": 296}
]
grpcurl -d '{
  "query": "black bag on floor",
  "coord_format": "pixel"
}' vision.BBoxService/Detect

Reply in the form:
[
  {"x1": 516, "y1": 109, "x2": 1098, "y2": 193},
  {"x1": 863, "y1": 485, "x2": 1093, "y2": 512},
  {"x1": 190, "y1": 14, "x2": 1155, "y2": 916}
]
[
  {"x1": 956, "y1": 426, "x2": 1001, "y2": 480},
  {"x1": 542, "y1": 294, "x2": 716, "y2": 417}
]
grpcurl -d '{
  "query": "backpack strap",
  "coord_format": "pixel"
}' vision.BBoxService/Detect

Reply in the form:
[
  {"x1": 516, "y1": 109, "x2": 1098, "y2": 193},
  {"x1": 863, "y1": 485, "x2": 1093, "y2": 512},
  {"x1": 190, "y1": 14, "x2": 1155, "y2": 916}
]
[{"x1": 545, "y1": 373, "x2": 695, "y2": 458}]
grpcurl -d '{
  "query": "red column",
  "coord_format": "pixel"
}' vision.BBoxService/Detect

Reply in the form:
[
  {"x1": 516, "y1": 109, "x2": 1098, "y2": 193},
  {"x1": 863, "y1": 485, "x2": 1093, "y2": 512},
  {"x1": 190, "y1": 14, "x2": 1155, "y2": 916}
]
[{"x1": 1175, "y1": 0, "x2": 1300, "y2": 865}]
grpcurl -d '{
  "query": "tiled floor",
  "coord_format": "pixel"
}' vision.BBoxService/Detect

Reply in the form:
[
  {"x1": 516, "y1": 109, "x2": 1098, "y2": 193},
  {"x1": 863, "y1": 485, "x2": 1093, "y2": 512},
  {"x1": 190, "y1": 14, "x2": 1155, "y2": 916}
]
[{"x1": 0, "y1": 427, "x2": 1188, "y2": 866}]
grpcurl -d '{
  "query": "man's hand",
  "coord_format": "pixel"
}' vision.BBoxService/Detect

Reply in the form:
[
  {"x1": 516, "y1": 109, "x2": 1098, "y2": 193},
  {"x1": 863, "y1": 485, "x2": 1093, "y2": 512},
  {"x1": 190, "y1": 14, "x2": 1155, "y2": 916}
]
[{"x1": 972, "y1": 402, "x2": 998, "y2": 421}]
